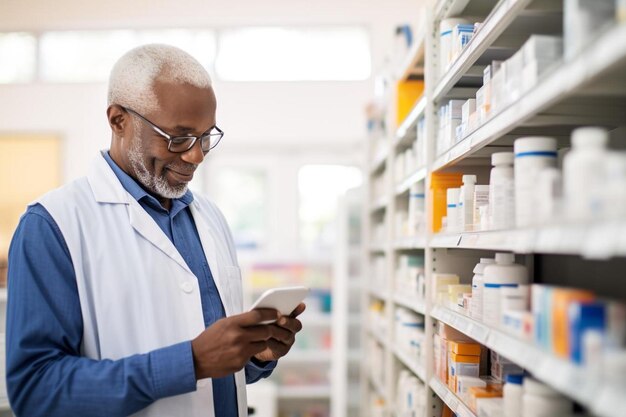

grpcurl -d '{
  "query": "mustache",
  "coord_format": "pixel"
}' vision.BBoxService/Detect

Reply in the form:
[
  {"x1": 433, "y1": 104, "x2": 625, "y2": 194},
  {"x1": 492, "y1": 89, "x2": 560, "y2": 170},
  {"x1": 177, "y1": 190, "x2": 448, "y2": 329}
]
[{"x1": 166, "y1": 163, "x2": 198, "y2": 174}]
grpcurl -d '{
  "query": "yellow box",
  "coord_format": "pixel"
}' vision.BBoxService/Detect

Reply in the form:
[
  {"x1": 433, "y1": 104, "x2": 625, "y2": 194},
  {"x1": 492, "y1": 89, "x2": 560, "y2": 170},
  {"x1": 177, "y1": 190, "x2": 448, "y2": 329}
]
[{"x1": 396, "y1": 80, "x2": 425, "y2": 127}]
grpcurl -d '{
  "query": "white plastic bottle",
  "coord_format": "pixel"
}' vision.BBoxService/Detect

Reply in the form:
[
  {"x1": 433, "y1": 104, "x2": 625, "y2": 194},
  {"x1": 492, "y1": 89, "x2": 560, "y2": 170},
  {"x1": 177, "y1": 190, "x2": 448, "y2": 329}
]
[
  {"x1": 514, "y1": 137, "x2": 557, "y2": 228},
  {"x1": 460, "y1": 175, "x2": 477, "y2": 232},
  {"x1": 439, "y1": 18, "x2": 470, "y2": 77},
  {"x1": 489, "y1": 152, "x2": 515, "y2": 230},
  {"x1": 503, "y1": 374, "x2": 524, "y2": 417},
  {"x1": 482, "y1": 253, "x2": 529, "y2": 328},
  {"x1": 470, "y1": 257, "x2": 495, "y2": 322},
  {"x1": 447, "y1": 188, "x2": 460, "y2": 232},
  {"x1": 522, "y1": 377, "x2": 573, "y2": 417},
  {"x1": 563, "y1": 126, "x2": 609, "y2": 221}
]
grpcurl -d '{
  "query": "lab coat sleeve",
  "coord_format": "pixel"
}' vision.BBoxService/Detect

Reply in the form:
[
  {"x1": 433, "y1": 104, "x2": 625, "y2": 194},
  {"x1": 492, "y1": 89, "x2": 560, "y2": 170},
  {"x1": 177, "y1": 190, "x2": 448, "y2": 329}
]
[{"x1": 6, "y1": 205, "x2": 197, "y2": 417}]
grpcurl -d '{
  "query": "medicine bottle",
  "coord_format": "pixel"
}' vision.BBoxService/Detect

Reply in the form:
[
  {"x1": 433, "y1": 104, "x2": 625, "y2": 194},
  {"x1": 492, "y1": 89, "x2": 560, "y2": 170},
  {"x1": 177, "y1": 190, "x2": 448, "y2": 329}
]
[
  {"x1": 562, "y1": 126, "x2": 609, "y2": 221},
  {"x1": 514, "y1": 137, "x2": 557, "y2": 228},
  {"x1": 482, "y1": 253, "x2": 528, "y2": 328},
  {"x1": 446, "y1": 188, "x2": 460, "y2": 233},
  {"x1": 459, "y1": 175, "x2": 477, "y2": 231},
  {"x1": 470, "y1": 258, "x2": 495, "y2": 322},
  {"x1": 503, "y1": 374, "x2": 524, "y2": 417},
  {"x1": 522, "y1": 377, "x2": 573, "y2": 417},
  {"x1": 489, "y1": 152, "x2": 515, "y2": 230}
]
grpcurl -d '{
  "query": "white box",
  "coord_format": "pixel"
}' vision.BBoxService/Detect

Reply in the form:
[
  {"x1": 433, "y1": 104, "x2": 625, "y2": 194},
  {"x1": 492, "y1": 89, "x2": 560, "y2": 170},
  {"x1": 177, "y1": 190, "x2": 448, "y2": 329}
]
[
  {"x1": 522, "y1": 35, "x2": 563, "y2": 65},
  {"x1": 462, "y1": 99, "x2": 477, "y2": 124}
]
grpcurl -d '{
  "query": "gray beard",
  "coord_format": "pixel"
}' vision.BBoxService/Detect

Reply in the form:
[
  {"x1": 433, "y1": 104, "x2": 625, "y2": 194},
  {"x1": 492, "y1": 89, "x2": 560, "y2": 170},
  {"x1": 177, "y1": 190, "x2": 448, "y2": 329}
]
[{"x1": 127, "y1": 136, "x2": 188, "y2": 200}]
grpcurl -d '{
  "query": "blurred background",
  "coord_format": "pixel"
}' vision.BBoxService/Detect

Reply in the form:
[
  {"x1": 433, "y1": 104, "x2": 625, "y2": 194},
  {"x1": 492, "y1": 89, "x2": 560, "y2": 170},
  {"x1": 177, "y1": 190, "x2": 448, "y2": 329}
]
[{"x1": 0, "y1": 1, "x2": 420, "y2": 416}]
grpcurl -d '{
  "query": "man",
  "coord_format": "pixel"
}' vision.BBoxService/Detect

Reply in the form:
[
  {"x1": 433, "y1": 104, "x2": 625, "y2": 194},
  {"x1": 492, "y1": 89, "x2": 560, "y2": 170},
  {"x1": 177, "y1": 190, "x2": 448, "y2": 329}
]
[{"x1": 6, "y1": 44, "x2": 304, "y2": 417}]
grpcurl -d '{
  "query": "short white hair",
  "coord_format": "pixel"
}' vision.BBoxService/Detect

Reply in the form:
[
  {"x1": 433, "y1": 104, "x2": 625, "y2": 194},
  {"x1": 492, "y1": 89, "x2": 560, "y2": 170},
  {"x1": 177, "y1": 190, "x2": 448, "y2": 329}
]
[{"x1": 107, "y1": 44, "x2": 212, "y2": 114}]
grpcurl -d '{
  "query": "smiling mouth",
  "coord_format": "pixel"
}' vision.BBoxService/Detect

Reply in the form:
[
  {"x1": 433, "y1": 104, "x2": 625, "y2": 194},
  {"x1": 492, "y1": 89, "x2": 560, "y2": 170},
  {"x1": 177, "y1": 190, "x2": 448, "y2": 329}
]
[{"x1": 167, "y1": 168, "x2": 195, "y2": 182}]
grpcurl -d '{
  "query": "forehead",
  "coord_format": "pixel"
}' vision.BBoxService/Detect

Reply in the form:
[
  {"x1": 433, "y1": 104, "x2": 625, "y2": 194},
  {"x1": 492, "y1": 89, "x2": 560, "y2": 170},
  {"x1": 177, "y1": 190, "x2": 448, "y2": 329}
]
[{"x1": 150, "y1": 80, "x2": 217, "y2": 130}]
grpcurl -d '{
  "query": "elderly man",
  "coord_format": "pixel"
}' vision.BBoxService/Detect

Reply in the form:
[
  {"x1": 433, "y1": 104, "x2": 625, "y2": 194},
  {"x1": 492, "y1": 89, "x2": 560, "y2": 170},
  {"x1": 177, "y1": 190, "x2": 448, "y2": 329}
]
[{"x1": 6, "y1": 44, "x2": 304, "y2": 417}]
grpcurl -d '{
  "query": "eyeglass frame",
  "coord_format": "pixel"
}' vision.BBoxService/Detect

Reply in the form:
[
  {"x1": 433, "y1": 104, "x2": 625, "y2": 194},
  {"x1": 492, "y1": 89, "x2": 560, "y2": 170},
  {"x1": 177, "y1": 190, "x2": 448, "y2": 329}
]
[{"x1": 121, "y1": 106, "x2": 224, "y2": 153}]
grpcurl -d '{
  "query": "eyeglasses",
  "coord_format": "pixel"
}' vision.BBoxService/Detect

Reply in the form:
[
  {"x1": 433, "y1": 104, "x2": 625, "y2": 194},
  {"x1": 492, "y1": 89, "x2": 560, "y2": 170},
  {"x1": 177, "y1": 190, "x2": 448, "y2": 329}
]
[{"x1": 122, "y1": 107, "x2": 223, "y2": 153}]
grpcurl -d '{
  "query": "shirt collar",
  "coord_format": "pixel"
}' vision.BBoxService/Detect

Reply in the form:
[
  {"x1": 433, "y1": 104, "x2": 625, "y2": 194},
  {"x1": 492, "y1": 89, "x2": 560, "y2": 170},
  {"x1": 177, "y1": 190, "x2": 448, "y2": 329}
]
[{"x1": 102, "y1": 151, "x2": 194, "y2": 213}]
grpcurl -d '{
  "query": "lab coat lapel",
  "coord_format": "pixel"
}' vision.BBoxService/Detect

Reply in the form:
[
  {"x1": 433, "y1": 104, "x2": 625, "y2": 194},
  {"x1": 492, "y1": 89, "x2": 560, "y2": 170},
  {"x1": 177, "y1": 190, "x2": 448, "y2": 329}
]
[
  {"x1": 189, "y1": 202, "x2": 232, "y2": 316},
  {"x1": 88, "y1": 151, "x2": 194, "y2": 276},
  {"x1": 127, "y1": 200, "x2": 194, "y2": 276}
]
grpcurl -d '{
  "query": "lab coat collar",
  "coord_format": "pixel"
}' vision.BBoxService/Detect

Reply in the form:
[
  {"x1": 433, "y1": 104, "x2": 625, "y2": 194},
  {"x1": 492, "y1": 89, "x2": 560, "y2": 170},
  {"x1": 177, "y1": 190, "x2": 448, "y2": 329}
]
[{"x1": 87, "y1": 150, "x2": 194, "y2": 276}]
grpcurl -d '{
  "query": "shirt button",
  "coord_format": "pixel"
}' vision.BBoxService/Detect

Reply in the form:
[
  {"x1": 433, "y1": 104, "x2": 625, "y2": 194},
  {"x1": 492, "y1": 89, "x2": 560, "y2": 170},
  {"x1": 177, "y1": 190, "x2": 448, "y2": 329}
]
[
  {"x1": 181, "y1": 282, "x2": 194, "y2": 293},
  {"x1": 197, "y1": 380, "x2": 207, "y2": 388}
]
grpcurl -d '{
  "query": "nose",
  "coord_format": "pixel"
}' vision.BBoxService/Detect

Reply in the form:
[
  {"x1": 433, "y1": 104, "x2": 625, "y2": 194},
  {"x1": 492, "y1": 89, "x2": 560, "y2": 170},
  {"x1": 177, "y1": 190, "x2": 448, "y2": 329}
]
[{"x1": 181, "y1": 138, "x2": 205, "y2": 165}]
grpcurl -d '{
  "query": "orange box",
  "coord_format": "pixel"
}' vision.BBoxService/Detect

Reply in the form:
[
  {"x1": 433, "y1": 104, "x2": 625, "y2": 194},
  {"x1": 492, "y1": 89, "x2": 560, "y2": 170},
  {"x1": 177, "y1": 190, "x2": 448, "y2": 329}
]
[
  {"x1": 448, "y1": 352, "x2": 480, "y2": 392},
  {"x1": 448, "y1": 340, "x2": 482, "y2": 356},
  {"x1": 429, "y1": 173, "x2": 463, "y2": 233},
  {"x1": 552, "y1": 288, "x2": 595, "y2": 358},
  {"x1": 468, "y1": 385, "x2": 503, "y2": 412},
  {"x1": 396, "y1": 80, "x2": 424, "y2": 127}
]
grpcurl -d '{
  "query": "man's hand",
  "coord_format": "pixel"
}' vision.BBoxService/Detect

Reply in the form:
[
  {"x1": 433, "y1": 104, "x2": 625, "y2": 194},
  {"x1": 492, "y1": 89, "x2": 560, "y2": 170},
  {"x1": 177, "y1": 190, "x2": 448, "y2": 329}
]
[
  {"x1": 253, "y1": 303, "x2": 306, "y2": 363},
  {"x1": 191, "y1": 308, "x2": 280, "y2": 379}
]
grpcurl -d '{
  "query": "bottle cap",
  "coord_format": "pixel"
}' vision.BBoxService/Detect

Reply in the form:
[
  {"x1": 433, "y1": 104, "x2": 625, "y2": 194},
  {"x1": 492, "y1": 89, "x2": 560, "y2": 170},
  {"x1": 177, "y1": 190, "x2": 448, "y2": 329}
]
[
  {"x1": 495, "y1": 252, "x2": 515, "y2": 264},
  {"x1": 505, "y1": 374, "x2": 524, "y2": 385},
  {"x1": 473, "y1": 258, "x2": 495, "y2": 274},
  {"x1": 462, "y1": 174, "x2": 477, "y2": 184},
  {"x1": 514, "y1": 137, "x2": 557, "y2": 155},
  {"x1": 571, "y1": 126, "x2": 608, "y2": 149},
  {"x1": 492, "y1": 152, "x2": 514, "y2": 166}
]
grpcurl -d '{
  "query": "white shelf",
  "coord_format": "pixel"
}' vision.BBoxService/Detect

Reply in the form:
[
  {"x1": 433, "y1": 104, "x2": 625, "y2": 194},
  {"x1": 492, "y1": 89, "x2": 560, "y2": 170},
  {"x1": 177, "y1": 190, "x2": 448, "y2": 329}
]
[
  {"x1": 393, "y1": 293, "x2": 426, "y2": 316},
  {"x1": 278, "y1": 385, "x2": 331, "y2": 399},
  {"x1": 430, "y1": 220, "x2": 626, "y2": 258},
  {"x1": 395, "y1": 30, "x2": 426, "y2": 82},
  {"x1": 434, "y1": 0, "x2": 531, "y2": 102},
  {"x1": 431, "y1": 306, "x2": 626, "y2": 417},
  {"x1": 435, "y1": 0, "x2": 473, "y2": 21},
  {"x1": 370, "y1": 196, "x2": 389, "y2": 213},
  {"x1": 394, "y1": 167, "x2": 427, "y2": 196},
  {"x1": 393, "y1": 346, "x2": 426, "y2": 382},
  {"x1": 369, "y1": 243, "x2": 386, "y2": 253},
  {"x1": 395, "y1": 97, "x2": 426, "y2": 147},
  {"x1": 429, "y1": 377, "x2": 476, "y2": 417},
  {"x1": 431, "y1": 305, "x2": 490, "y2": 345},
  {"x1": 369, "y1": 372, "x2": 387, "y2": 400},
  {"x1": 368, "y1": 286, "x2": 389, "y2": 301},
  {"x1": 367, "y1": 324, "x2": 390, "y2": 349},
  {"x1": 433, "y1": 22, "x2": 626, "y2": 171},
  {"x1": 370, "y1": 147, "x2": 389, "y2": 175},
  {"x1": 393, "y1": 235, "x2": 427, "y2": 250},
  {"x1": 280, "y1": 350, "x2": 332, "y2": 364}
]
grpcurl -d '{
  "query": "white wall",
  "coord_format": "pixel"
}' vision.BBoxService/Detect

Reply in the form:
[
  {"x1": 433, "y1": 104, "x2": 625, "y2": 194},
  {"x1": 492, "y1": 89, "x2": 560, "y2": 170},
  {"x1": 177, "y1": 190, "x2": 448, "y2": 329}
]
[{"x1": 0, "y1": 0, "x2": 423, "y2": 181}]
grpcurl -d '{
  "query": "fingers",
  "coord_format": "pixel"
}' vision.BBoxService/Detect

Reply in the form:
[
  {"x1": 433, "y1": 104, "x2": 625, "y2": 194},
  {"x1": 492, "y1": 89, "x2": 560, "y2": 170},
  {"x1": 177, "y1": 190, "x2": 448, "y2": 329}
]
[
  {"x1": 274, "y1": 315, "x2": 303, "y2": 334},
  {"x1": 289, "y1": 303, "x2": 306, "y2": 318},
  {"x1": 235, "y1": 308, "x2": 280, "y2": 327}
]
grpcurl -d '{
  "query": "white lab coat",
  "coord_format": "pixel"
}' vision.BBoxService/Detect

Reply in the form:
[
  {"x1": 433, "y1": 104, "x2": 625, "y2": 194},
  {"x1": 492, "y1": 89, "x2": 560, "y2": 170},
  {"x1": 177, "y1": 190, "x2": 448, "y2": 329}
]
[{"x1": 38, "y1": 152, "x2": 248, "y2": 417}]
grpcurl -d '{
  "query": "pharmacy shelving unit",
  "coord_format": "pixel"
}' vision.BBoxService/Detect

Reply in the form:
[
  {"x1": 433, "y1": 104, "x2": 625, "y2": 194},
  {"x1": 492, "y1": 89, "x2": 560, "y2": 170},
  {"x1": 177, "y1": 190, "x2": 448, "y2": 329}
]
[
  {"x1": 363, "y1": 1, "x2": 626, "y2": 416},
  {"x1": 332, "y1": 188, "x2": 364, "y2": 417}
]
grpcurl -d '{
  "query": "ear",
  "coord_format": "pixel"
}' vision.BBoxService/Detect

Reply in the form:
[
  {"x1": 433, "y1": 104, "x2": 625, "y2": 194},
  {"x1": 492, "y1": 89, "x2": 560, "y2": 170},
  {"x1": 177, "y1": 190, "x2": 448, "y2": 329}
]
[{"x1": 107, "y1": 105, "x2": 131, "y2": 138}]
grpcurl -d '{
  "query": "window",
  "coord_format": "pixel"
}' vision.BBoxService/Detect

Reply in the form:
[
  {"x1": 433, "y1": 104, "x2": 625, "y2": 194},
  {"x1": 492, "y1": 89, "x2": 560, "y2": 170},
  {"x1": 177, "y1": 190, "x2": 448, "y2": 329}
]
[
  {"x1": 39, "y1": 29, "x2": 216, "y2": 83},
  {"x1": 0, "y1": 32, "x2": 36, "y2": 83},
  {"x1": 216, "y1": 27, "x2": 371, "y2": 81},
  {"x1": 211, "y1": 167, "x2": 268, "y2": 250},
  {"x1": 298, "y1": 164, "x2": 362, "y2": 250}
]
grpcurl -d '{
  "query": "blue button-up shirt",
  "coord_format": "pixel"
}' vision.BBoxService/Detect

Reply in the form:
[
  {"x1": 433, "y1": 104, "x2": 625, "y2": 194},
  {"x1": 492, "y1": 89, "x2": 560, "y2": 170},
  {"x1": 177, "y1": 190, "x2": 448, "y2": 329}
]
[{"x1": 6, "y1": 152, "x2": 275, "y2": 417}]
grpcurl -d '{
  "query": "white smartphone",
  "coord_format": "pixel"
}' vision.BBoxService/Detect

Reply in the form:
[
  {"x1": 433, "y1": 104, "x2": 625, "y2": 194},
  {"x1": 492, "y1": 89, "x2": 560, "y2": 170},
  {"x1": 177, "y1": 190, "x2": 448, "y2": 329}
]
[{"x1": 249, "y1": 286, "x2": 309, "y2": 324}]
